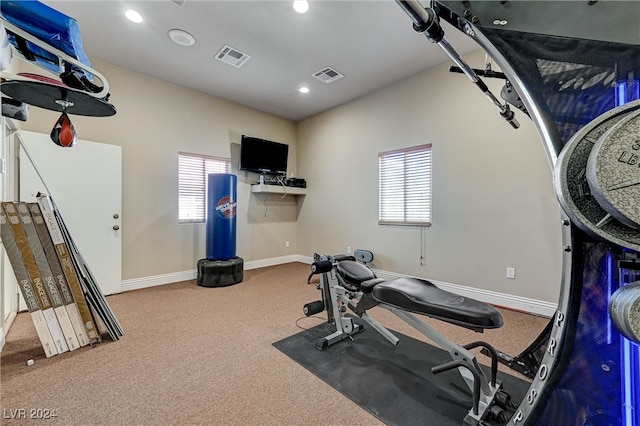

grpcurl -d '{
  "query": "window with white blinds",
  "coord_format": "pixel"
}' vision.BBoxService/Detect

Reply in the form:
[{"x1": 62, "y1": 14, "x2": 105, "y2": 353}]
[
  {"x1": 178, "y1": 152, "x2": 231, "y2": 223},
  {"x1": 379, "y1": 144, "x2": 432, "y2": 226}
]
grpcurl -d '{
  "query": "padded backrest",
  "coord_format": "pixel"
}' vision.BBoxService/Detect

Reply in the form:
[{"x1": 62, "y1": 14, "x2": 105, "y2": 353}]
[
  {"x1": 354, "y1": 249, "x2": 374, "y2": 263},
  {"x1": 337, "y1": 260, "x2": 376, "y2": 288}
]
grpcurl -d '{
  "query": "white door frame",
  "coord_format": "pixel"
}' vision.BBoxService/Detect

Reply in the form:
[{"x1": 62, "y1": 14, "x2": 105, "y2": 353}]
[
  {"x1": 18, "y1": 130, "x2": 122, "y2": 296},
  {"x1": 1, "y1": 117, "x2": 20, "y2": 349}
]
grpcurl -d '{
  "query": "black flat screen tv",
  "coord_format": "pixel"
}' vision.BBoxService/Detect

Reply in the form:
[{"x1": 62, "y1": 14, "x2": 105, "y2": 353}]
[{"x1": 239, "y1": 135, "x2": 289, "y2": 176}]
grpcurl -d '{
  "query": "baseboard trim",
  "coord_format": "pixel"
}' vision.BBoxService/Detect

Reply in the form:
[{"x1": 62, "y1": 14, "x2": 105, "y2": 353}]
[
  {"x1": 122, "y1": 270, "x2": 197, "y2": 292},
  {"x1": 372, "y1": 270, "x2": 557, "y2": 317},
  {"x1": 243, "y1": 254, "x2": 305, "y2": 270},
  {"x1": 121, "y1": 255, "x2": 557, "y2": 317},
  {"x1": 121, "y1": 255, "x2": 306, "y2": 293}
]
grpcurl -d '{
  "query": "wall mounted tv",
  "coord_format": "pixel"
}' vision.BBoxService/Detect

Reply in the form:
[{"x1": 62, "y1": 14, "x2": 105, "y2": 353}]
[{"x1": 239, "y1": 135, "x2": 289, "y2": 176}]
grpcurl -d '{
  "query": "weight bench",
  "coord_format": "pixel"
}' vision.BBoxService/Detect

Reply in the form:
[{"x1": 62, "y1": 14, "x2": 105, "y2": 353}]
[{"x1": 304, "y1": 252, "x2": 509, "y2": 426}]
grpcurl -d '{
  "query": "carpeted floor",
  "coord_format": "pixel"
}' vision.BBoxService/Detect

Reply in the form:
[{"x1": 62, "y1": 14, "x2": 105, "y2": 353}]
[{"x1": 0, "y1": 262, "x2": 549, "y2": 425}]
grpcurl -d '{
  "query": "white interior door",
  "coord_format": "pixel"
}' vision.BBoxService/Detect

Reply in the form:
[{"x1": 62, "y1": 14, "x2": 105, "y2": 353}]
[{"x1": 18, "y1": 130, "x2": 122, "y2": 295}]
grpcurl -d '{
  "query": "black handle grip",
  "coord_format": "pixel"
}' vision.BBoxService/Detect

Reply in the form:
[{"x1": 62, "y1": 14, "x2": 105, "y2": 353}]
[
  {"x1": 432, "y1": 360, "x2": 481, "y2": 415},
  {"x1": 464, "y1": 341, "x2": 499, "y2": 386},
  {"x1": 449, "y1": 66, "x2": 507, "y2": 80},
  {"x1": 311, "y1": 260, "x2": 333, "y2": 274}
]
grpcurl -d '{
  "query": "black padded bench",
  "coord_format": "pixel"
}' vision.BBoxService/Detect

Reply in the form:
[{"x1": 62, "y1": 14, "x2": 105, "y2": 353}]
[{"x1": 337, "y1": 260, "x2": 503, "y2": 332}]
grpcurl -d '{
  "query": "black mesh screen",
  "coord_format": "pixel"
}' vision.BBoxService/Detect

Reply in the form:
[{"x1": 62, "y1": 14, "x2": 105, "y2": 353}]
[{"x1": 480, "y1": 28, "x2": 640, "y2": 143}]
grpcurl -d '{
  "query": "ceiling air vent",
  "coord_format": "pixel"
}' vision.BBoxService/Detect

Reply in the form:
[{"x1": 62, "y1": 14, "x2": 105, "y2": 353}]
[
  {"x1": 215, "y1": 45, "x2": 251, "y2": 68},
  {"x1": 313, "y1": 67, "x2": 344, "y2": 84},
  {"x1": 170, "y1": 0, "x2": 186, "y2": 6}
]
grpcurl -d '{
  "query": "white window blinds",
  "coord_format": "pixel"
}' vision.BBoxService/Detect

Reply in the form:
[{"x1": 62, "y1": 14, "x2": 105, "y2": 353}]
[
  {"x1": 178, "y1": 152, "x2": 230, "y2": 223},
  {"x1": 379, "y1": 144, "x2": 432, "y2": 226}
]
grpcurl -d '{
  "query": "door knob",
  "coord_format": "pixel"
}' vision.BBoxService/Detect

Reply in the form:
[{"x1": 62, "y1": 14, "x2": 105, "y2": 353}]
[{"x1": 113, "y1": 225, "x2": 120, "y2": 231}]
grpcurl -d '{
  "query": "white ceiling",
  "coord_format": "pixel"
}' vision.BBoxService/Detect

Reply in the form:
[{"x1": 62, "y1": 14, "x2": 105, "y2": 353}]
[{"x1": 40, "y1": 0, "x2": 479, "y2": 121}]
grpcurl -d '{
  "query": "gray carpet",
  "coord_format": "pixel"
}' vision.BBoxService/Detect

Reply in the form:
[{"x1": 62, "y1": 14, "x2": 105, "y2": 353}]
[
  {"x1": 2, "y1": 263, "x2": 546, "y2": 425},
  {"x1": 274, "y1": 318, "x2": 527, "y2": 426}
]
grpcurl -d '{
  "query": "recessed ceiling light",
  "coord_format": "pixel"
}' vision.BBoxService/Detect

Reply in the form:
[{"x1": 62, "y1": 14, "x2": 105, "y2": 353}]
[
  {"x1": 125, "y1": 9, "x2": 143, "y2": 23},
  {"x1": 299, "y1": 86, "x2": 310, "y2": 94},
  {"x1": 293, "y1": 0, "x2": 309, "y2": 14},
  {"x1": 168, "y1": 29, "x2": 196, "y2": 46}
]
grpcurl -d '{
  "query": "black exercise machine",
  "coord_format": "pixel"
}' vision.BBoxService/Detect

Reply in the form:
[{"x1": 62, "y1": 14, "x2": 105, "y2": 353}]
[{"x1": 304, "y1": 250, "x2": 511, "y2": 426}]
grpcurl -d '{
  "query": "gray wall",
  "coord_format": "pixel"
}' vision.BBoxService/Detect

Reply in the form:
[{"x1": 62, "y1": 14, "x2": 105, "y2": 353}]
[
  {"x1": 296, "y1": 50, "x2": 563, "y2": 303},
  {"x1": 19, "y1": 59, "x2": 300, "y2": 281},
  {"x1": 19, "y1": 49, "x2": 563, "y2": 305}
]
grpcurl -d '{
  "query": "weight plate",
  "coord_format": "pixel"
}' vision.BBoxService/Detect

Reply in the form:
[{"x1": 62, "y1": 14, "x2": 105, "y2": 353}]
[
  {"x1": 609, "y1": 281, "x2": 640, "y2": 343},
  {"x1": 587, "y1": 110, "x2": 640, "y2": 229},
  {"x1": 554, "y1": 99, "x2": 640, "y2": 251}
]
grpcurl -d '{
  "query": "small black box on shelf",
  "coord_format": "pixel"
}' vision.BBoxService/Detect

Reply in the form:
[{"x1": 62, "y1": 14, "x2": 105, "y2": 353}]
[{"x1": 285, "y1": 178, "x2": 306, "y2": 188}]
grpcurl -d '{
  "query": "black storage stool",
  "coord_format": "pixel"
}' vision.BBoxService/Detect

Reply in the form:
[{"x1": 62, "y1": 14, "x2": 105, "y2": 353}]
[{"x1": 197, "y1": 257, "x2": 244, "y2": 287}]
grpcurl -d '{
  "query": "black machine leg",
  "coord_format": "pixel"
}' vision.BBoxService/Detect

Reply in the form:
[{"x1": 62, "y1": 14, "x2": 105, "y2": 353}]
[{"x1": 481, "y1": 318, "x2": 552, "y2": 379}]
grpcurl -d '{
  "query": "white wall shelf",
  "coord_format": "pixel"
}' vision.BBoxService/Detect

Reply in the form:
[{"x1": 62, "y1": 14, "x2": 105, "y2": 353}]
[{"x1": 251, "y1": 183, "x2": 307, "y2": 196}]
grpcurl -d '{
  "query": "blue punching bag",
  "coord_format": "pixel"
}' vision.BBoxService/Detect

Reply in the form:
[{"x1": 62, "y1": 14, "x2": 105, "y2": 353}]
[{"x1": 206, "y1": 174, "x2": 237, "y2": 260}]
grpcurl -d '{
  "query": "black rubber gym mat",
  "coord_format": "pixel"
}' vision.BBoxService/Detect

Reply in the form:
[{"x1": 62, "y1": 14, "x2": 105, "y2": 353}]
[{"x1": 273, "y1": 318, "x2": 529, "y2": 426}]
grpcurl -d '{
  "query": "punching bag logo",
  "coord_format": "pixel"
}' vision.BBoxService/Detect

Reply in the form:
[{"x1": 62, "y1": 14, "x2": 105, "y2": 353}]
[{"x1": 214, "y1": 196, "x2": 237, "y2": 219}]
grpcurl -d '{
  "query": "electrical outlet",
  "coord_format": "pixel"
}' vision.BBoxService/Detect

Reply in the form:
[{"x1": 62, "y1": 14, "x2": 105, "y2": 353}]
[
  {"x1": 506, "y1": 267, "x2": 516, "y2": 279},
  {"x1": 285, "y1": 240, "x2": 290, "y2": 248},
  {"x1": 347, "y1": 246, "x2": 352, "y2": 254}
]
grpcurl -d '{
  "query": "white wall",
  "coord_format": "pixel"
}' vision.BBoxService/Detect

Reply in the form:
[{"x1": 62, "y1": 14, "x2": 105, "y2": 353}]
[
  {"x1": 297, "y1": 50, "x2": 563, "y2": 304},
  {"x1": 18, "y1": 59, "x2": 301, "y2": 281},
  {"x1": 17, "y1": 50, "x2": 563, "y2": 307}
]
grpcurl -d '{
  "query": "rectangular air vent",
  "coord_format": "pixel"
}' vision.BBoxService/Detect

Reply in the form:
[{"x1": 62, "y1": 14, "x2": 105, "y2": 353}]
[
  {"x1": 215, "y1": 45, "x2": 251, "y2": 68},
  {"x1": 313, "y1": 67, "x2": 344, "y2": 84}
]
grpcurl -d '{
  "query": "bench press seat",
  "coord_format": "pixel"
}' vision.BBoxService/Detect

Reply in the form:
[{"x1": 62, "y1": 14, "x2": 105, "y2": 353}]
[
  {"x1": 337, "y1": 260, "x2": 376, "y2": 287},
  {"x1": 372, "y1": 277, "x2": 504, "y2": 331}
]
